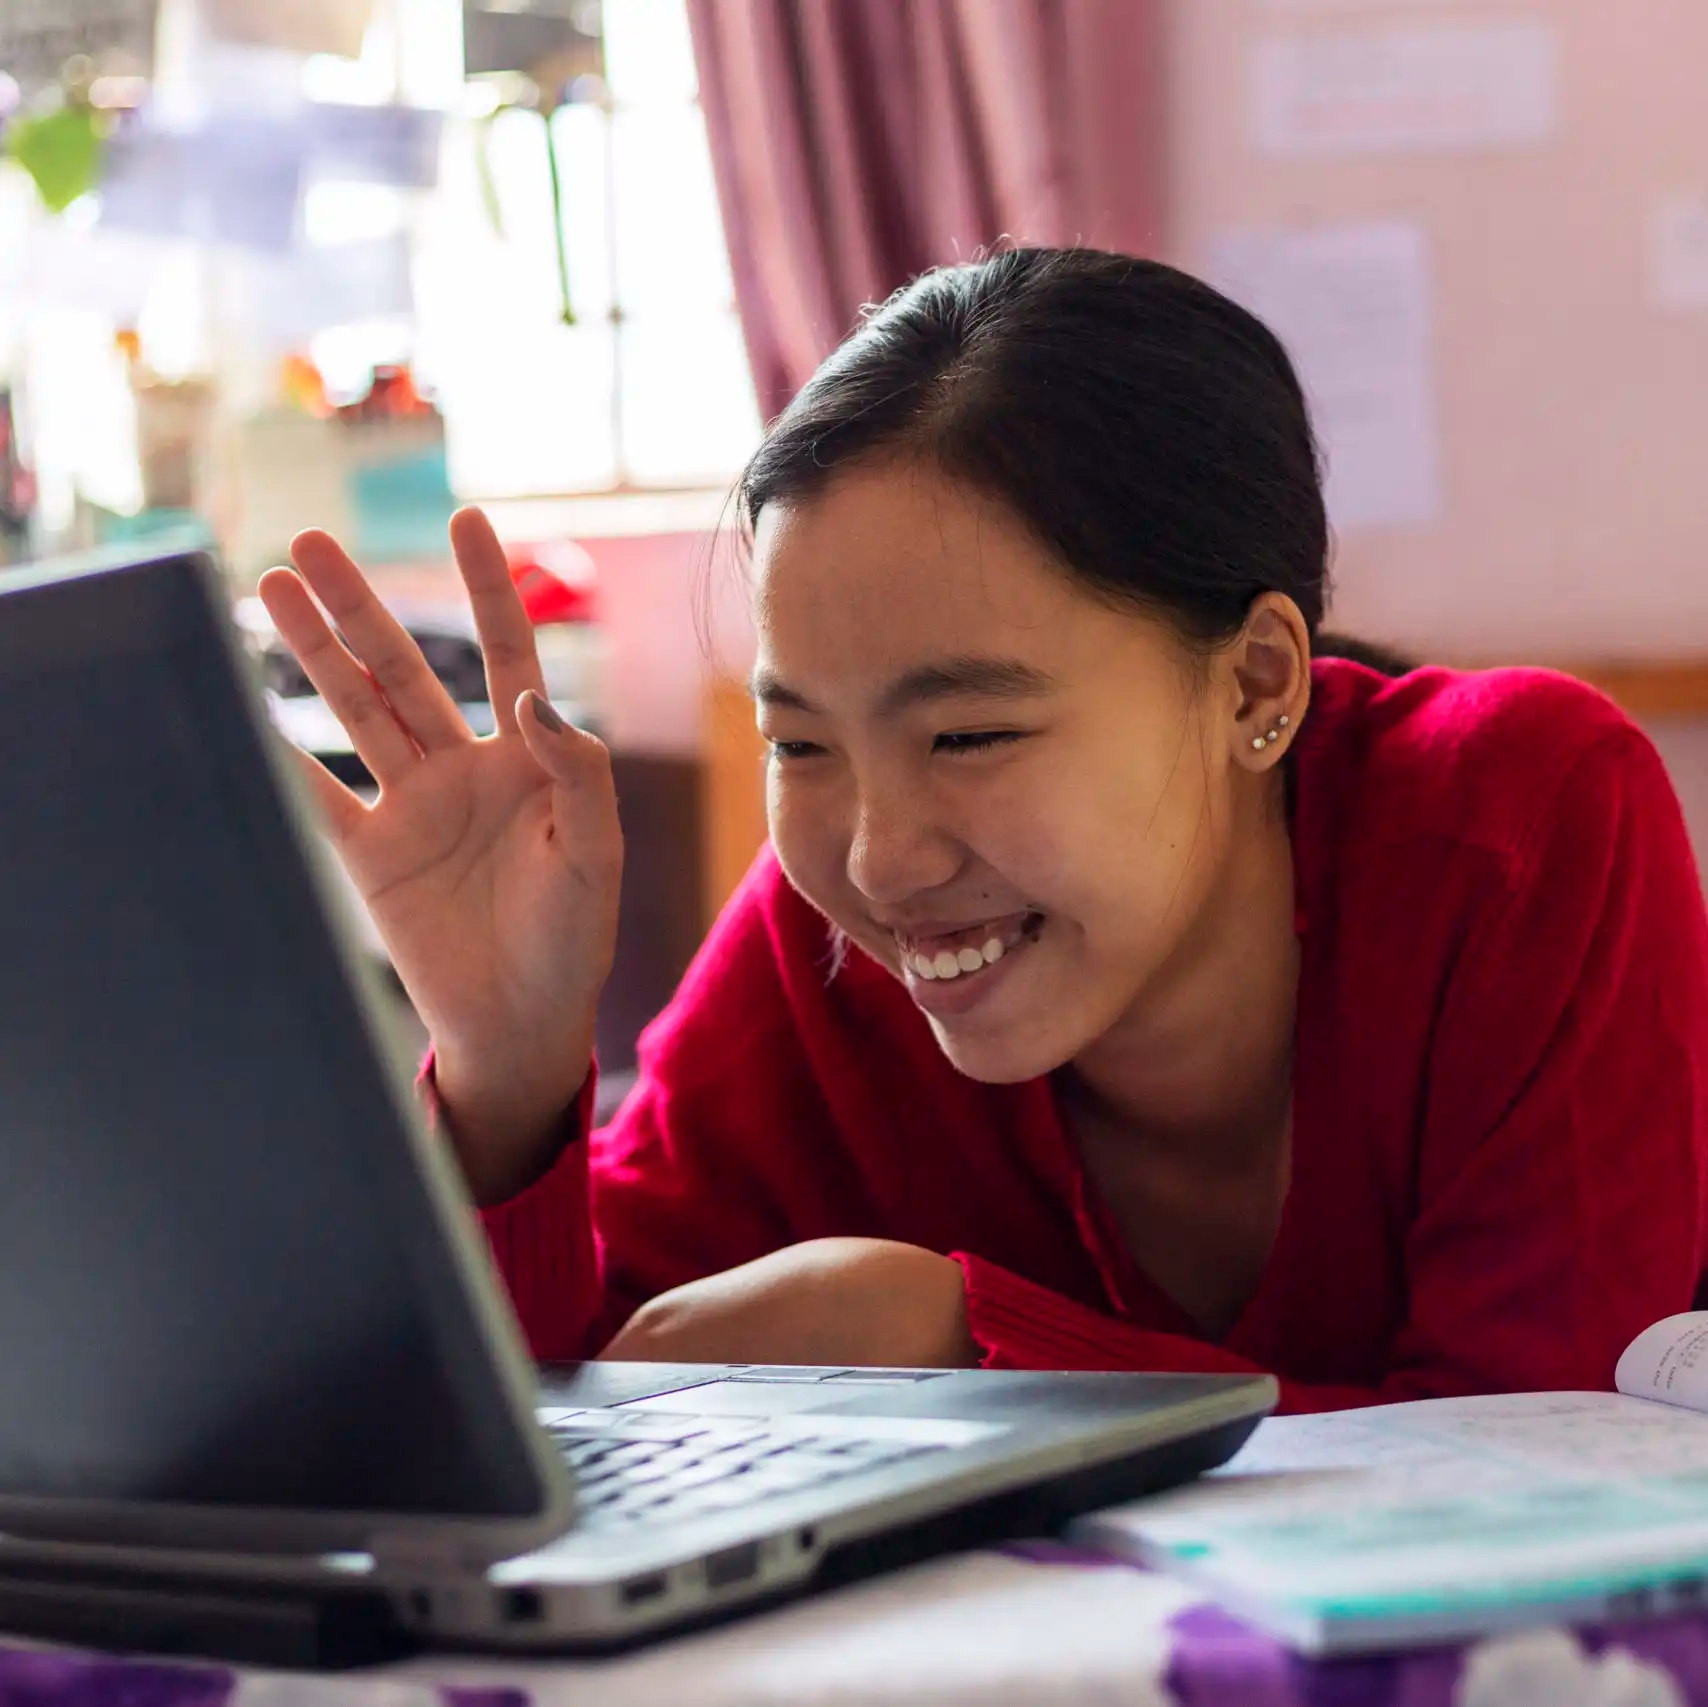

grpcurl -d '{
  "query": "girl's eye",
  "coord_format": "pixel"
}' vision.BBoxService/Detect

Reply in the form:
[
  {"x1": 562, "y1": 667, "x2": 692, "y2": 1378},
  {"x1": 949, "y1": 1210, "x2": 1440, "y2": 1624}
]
[
  {"x1": 767, "y1": 740, "x2": 824, "y2": 762},
  {"x1": 933, "y1": 730, "x2": 1024, "y2": 755}
]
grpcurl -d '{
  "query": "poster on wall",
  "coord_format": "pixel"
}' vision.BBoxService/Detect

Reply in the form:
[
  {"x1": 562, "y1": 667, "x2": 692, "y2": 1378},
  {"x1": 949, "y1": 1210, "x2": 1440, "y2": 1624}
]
[
  {"x1": 1649, "y1": 192, "x2": 1708, "y2": 313},
  {"x1": 1250, "y1": 20, "x2": 1560, "y2": 156},
  {"x1": 98, "y1": 116, "x2": 303, "y2": 250},
  {"x1": 1209, "y1": 220, "x2": 1443, "y2": 533},
  {"x1": 0, "y1": 0, "x2": 157, "y2": 93}
]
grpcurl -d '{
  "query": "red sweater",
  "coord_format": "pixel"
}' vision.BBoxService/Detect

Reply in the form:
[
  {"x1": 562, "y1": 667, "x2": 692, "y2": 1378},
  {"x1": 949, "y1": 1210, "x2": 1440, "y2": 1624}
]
[{"x1": 463, "y1": 661, "x2": 1708, "y2": 1413}]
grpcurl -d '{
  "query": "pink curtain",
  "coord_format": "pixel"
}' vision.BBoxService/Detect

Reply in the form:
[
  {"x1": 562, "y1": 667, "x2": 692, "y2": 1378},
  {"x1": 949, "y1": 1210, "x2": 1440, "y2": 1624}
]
[{"x1": 686, "y1": 0, "x2": 1166, "y2": 421}]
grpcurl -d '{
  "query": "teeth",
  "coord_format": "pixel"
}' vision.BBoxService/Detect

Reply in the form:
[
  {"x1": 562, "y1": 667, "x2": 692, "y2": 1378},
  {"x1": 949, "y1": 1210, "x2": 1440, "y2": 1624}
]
[{"x1": 906, "y1": 926, "x2": 1029, "y2": 983}]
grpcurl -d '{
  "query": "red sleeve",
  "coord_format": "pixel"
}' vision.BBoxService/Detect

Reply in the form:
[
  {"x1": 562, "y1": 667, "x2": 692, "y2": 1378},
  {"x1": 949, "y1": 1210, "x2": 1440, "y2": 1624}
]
[
  {"x1": 433, "y1": 855, "x2": 840, "y2": 1362},
  {"x1": 956, "y1": 729, "x2": 1708, "y2": 1414}
]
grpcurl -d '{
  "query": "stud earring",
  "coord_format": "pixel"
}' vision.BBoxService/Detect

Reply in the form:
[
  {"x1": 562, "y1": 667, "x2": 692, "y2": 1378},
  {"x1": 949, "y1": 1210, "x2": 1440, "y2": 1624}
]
[{"x1": 1278, "y1": 715, "x2": 1290, "y2": 730}]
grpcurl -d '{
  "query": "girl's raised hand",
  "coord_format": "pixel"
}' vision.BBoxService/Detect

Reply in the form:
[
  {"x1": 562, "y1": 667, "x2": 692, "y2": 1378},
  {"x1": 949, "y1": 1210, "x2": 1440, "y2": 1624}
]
[{"x1": 258, "y1": 507, "x2": 622, "y2": 1204}]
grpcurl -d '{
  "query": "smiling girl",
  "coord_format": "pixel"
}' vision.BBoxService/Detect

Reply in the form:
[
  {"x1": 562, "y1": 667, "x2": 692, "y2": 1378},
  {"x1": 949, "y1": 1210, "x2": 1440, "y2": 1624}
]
[{"x1": 263, "y1": 249, "x2": 1708, "y2": 1413}]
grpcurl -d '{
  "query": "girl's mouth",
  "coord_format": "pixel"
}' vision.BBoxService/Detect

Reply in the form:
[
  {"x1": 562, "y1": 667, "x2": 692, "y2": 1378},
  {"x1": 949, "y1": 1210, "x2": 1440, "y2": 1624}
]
[{"x1": 894, "y1": 910, "x2": 1045, "y2": 995}]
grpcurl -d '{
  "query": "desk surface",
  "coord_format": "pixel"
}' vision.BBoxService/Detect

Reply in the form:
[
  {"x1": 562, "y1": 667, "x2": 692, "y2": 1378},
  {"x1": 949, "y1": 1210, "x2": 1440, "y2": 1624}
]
[{"x1": 5, "y1": 1544, "x2": 1706, "y2": 1707}]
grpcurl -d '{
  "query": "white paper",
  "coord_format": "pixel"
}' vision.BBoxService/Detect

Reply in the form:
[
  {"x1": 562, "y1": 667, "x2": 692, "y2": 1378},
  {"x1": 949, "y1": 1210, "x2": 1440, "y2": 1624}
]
[
  {"x1": 1618, "y1": 1312, "x2": 1708, "y2": 1411},
  {"x1": 98, "y1": 118, "x2": 303, "y2": 251},
  {"x1": 1209, "y1": 220, "x2": 1442, "y2": 531},
  {"x1": 1251, "y1": 21, "x2": 1560, "y2": 156},
  {"x1": 1075, "y1": 1392, "x2": 1708, "y2": 1610},
  {"x1": 305, "y1": 102, "x2": 444, "y2": 191},
  {"x1": 1649, "y1": 193, "x2": 1708, "y2": 313}
]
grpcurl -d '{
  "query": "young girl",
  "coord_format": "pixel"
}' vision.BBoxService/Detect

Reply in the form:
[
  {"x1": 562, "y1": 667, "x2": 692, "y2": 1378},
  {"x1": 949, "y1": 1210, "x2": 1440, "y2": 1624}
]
[{"x1": 262, "y1": 248, "x2": 1708, "y2": 1414}]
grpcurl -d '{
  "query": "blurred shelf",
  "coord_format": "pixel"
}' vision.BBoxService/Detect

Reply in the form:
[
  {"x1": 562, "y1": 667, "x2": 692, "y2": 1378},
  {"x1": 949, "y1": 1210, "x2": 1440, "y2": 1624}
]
[{"x1": 1558, "y1": 660, "x2": 1708, "y2": 721}]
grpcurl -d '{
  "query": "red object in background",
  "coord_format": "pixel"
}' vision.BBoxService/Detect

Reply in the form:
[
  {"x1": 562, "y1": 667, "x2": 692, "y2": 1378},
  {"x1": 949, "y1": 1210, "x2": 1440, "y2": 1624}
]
[
  {"x1": 333, "y1": 362, "x2": 436, "y2": 426},
  {"x1": 505, "y1": 538, "x2": 598, "y2": 626}
]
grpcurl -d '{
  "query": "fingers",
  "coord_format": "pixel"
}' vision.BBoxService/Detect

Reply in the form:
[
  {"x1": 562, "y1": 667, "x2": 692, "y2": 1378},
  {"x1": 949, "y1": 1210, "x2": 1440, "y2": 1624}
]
[
  {"x1": 259, "y1": 566, "x2": 421, "y2": 787},
  {"x1": 450, "y1": 507, "x2": 545, "y2": 734},
  {"x1": 514, "y1": 689, "x2": 612, "y2": 790},
  {"x1": 287, "y1": 531, "x2": 469, "y2": 754},
  {"x1": 515, "y1": 693, "x2": 624, "y2": 886},
  {"x1": 280, "y1": 738, "x2": 368, "y2": 841}
]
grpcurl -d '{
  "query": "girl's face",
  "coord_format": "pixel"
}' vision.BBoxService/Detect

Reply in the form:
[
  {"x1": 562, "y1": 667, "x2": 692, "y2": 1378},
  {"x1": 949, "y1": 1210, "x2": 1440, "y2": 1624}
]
[{"x1": 753, "y1": 460, "x2": 1266, "y2": 1085}]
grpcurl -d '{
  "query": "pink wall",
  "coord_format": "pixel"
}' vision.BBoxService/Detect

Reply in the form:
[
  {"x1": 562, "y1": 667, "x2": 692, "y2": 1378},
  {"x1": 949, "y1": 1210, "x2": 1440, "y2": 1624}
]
[
  {"x1": 582, "y1": 1, "x2": 1708, "y2": 839},
  {"x1": 1165, "y1": 0, "x2": 1708, "y2": 661}
]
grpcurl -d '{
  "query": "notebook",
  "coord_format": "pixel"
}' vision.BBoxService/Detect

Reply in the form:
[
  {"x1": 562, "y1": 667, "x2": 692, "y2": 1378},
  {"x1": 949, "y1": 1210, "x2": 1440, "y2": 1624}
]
[{"x1": 1069, "y1": 1311, "x2": 1708, "y2": 1655}]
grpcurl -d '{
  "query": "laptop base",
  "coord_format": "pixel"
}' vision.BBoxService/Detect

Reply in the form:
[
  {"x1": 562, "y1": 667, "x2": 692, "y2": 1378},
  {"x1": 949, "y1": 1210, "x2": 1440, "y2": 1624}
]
[{"x1": 0, "y1": 1565, "x2": 416, "y2": 1671}]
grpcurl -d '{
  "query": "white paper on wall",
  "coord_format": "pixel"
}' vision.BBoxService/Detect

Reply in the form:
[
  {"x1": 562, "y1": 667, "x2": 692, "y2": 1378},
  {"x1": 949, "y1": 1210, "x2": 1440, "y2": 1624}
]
[
  {"x1": 98, "y1": 118, "x2": 304, "y2": 251},
  {"x1": 1209, "y1": 220, "x2": 1443, "y2": 533},
  {"x1": 1250, "y1": 20, "x2": 1561, "y2": 156},
  {"x1": 1648, "y1": 192, "x2": 1708, "y2": 313}
]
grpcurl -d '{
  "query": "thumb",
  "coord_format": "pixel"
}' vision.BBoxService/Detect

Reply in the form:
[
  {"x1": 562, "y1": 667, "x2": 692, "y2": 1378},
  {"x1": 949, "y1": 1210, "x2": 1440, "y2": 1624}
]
[{"x1": 514, "y1": 689, "x2": 608, "y2": 786}]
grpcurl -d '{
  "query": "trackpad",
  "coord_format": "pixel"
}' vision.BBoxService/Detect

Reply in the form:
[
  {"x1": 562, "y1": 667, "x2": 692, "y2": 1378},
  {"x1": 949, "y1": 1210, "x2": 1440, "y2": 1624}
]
[{"x1": 619, "y1": 1381, "x2": 859, "y2": 1417}]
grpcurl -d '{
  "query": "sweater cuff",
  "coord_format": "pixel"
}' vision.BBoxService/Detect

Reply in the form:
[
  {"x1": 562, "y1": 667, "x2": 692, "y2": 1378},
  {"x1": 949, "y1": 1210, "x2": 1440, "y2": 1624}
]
[
  {"x1": 418, "y1": 1052, "x2": 598, "y2": 1361},
  {"x1": 951, "y1": 1251, "x2": 1270, "y2": 1378}
]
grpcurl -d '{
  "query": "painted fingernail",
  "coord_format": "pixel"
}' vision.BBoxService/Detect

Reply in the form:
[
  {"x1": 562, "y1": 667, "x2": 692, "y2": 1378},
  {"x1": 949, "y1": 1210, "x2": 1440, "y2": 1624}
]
[{"x1": 527, "y1": 690, "x2": 566, "y2": 733}]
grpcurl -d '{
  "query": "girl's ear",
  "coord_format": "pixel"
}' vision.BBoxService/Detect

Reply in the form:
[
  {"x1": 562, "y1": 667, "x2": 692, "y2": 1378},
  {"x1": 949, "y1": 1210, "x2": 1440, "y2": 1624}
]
[{"x1": 1223, "y1": 594, "x2": 1312, "y2": 772}]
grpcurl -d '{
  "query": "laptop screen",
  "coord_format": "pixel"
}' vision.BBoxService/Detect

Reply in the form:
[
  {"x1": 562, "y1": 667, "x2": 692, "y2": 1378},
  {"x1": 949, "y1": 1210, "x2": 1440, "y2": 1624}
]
[{"x1": 0, "y1": 551, "x2": 549, "y2": 1528}]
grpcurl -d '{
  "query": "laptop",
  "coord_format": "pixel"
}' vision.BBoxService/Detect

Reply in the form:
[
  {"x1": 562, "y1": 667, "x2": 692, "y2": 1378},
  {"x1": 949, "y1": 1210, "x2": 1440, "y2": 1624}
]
[{"x1": 0, "y1": 543, "x2": 1276, "y2": 1664}]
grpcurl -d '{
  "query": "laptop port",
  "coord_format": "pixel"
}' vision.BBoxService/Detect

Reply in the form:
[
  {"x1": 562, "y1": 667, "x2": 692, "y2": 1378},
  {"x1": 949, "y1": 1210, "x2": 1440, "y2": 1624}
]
[
  {"x1": 502, "y1": 1587, "x2": 545, "y2": 1624},
  {"x1": 620, "y1": 1572, "x2": 669, "y2": 1607},
  {"x1": 705, "y1": 1542, "x2": 760, "y2": 1590}
]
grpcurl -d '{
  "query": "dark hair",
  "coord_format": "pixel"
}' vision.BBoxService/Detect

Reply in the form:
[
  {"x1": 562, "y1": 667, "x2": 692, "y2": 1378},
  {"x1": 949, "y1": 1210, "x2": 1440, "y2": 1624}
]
[{"x1": 741, "y1": 246, "x2": 1355, "y2": 660}]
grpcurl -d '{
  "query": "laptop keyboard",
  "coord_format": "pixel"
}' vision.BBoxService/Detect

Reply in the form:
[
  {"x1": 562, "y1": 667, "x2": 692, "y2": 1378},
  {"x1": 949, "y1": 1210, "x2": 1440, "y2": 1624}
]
[{"x1": 540, "y1": 1409, "x2": 951, "y2": 1531}]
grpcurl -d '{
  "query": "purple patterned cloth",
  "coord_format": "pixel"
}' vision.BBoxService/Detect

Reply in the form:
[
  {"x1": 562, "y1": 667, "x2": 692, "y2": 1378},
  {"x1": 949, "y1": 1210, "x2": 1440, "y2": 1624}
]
[
  {"x1": 0, "y1": 1647, "x2": 528, "y2": 1707},
  {"x1": 1001, "y1": 1541, "x2": 1708, "y2": 1704},
  {"x1": 0, "y1": 1647, "x2": 231, "y2": 1707},
  {"x1": 1165, "y1": 1602, "x2": 1708, "y2": 1705},
  {"x1": 11, "y1": 1570, "x2": 1708, "y2": 1705}
]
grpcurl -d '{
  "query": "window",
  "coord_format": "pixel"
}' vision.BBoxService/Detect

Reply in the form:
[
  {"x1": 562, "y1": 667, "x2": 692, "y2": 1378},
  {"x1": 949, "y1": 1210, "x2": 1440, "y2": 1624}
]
[
  {"x1": 405, "y1": 0, "x2": 761, "y2": 497},
  {"x1": 5, "y1": 0, "x2": 753, "y2": 532}
]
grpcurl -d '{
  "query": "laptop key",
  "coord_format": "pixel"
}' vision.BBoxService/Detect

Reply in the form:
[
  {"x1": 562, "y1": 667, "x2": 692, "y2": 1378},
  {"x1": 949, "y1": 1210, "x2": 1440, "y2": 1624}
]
[
  {"x1": 559, "y1": 1416, "x2": 958, "y2": 1532},
  {"x1": 609, "y1": 1413, "x2": 714, "y2": 1439}
]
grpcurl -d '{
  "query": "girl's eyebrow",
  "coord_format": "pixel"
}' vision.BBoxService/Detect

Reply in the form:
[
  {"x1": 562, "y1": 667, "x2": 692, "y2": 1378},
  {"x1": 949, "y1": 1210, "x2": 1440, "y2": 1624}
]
[{"x1": 751, "y1": 656, "x2": 1056, "y2": 717}]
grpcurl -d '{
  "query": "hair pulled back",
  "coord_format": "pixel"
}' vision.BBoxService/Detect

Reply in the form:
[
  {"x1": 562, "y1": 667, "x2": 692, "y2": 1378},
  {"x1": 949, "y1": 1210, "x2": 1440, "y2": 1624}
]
[{"x1": 739, "y1": 247, "x2": 1333, "y2": 651}]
